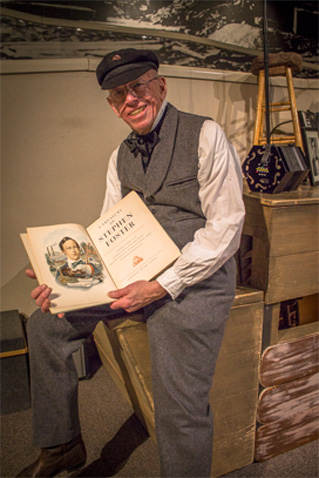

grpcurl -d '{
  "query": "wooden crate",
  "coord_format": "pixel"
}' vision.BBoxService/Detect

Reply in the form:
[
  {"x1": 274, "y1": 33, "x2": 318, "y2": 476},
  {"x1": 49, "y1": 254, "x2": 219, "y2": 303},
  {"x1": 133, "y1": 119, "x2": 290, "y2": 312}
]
[
  {"x1": 93, "y1": 286, "x2": 264, "y2": 477},
  {"x1": 255, "y1": 322, "x2": 319, "y2": 462},
  {"x1": 93, "y1": 313, "x2": 147, "y2": 425},
  {"x1": 243, "y1": 186, "x2": 319, "y2": 304}
]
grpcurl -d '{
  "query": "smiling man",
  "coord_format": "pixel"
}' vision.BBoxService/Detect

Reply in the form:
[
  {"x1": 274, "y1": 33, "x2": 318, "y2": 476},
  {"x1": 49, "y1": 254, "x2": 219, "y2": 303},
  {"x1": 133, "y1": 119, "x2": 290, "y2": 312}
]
[{"x1": 18, "y1": 49, "x2": 245, "y2": 478}]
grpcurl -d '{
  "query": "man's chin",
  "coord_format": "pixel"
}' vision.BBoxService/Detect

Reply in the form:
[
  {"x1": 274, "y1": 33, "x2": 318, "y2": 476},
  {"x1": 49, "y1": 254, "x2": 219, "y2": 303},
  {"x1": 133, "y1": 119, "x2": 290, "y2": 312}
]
[{"x1": 125, "y1": 112, "x2": 154, "y2": 134}]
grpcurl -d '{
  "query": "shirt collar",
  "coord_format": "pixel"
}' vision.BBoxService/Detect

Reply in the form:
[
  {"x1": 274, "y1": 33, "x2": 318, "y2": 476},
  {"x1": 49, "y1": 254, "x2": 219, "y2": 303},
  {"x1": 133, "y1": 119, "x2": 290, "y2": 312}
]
[{"x1": 150, "y1": 99, "x2": 167, "y2": 133}]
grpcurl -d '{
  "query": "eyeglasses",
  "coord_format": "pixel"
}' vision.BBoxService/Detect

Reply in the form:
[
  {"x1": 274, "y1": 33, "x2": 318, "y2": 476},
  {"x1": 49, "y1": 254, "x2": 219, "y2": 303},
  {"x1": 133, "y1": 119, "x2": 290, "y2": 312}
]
[{"x1": 107, "y1": 76, "x2": 159, "y2": 107}]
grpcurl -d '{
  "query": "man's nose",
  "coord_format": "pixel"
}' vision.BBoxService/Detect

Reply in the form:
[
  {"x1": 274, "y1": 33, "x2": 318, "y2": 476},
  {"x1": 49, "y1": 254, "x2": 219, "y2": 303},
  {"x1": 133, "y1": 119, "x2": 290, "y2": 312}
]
[{"x1": 124, "y1": 90, "x2": 138, "y2": 104}]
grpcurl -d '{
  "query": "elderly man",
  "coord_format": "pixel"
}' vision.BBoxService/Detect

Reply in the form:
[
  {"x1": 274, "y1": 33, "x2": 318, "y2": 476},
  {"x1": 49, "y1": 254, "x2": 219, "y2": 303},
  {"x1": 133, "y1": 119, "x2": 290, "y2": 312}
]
[{"x1": 18, "y1": 48, "x2": 245, "y2": 477}]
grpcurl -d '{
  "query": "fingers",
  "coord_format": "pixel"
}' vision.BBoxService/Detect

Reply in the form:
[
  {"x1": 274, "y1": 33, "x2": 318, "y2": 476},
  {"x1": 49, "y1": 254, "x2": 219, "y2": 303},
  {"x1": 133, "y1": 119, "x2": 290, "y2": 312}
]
[
  {"x1": 30, "y1": 284, "x2": 48, "y2": 300},
  {"x1": 108, "y1": 287, "x2": 132, "y2": 310},
  {"x1": 26, "y1": 269, "x2": 64, "y2": 317},
  {"x1": 108, "y1": 281, "x2": 155, "y2": 313},
  {"x1": 110, "y1": 281, "x2": 167, "y2": 313},
  {"x1": 30, "y1": 284, "x2": 52, "y2": 314},
  {"x1": 40, "y1": 298, "x2": 51, "y2": 314},
  {"x1": 108, "y1": 286, "x2": 137, "y2": 312},
  {"x1": 108, "y1": 287, "x2": 128, "y2": 299},
  {"x1": 25, "y1": 269, "x2": 37, "y2": 279},
  {"x1": 109, "y1": 299, "x2": 138, "y2": 312}
]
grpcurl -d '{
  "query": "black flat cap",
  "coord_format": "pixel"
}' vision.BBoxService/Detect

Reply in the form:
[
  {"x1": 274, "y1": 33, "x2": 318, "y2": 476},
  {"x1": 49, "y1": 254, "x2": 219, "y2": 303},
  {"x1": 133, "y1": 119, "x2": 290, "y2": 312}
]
[{"x1": 96, "y1": 48, "x2": 159, "y2": 89}]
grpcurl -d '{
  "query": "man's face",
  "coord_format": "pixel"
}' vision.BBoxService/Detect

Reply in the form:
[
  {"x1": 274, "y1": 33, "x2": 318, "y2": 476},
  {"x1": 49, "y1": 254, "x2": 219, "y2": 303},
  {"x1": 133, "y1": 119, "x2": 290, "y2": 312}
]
[
  {"x1": 108, "y1": 69, "x2": 167, "y2": 135},
  {"x1": 62, "y1": 240, "x2": 80, "y2": 261}
]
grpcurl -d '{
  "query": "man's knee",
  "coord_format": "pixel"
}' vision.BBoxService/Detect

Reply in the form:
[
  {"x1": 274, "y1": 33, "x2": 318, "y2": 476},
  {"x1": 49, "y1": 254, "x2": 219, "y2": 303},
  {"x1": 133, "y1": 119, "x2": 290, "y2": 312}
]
[{"x1": 27, "y1": 309, "x2": 60, "y2": 343}]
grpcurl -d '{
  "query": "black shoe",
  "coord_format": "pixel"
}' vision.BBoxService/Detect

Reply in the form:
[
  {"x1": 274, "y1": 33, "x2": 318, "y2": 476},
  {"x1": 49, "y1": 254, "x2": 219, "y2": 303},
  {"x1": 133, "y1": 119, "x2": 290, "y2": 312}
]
[{"x1": 16, "y1": 434, "x2": 87, "y2": 477}]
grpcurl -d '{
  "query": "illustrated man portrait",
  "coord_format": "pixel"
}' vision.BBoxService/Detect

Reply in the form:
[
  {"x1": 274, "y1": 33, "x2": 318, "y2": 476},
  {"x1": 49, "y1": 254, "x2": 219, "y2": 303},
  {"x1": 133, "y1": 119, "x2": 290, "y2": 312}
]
[{"x1": 56, "y1": 236, "x2": 103, "y2": 287}]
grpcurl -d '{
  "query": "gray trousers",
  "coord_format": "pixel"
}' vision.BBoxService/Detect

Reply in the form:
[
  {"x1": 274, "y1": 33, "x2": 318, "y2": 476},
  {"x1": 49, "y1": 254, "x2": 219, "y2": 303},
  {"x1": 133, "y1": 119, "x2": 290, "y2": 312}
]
[{"x1": 27, "y1": 256, "x2": 236, "y2": 477}]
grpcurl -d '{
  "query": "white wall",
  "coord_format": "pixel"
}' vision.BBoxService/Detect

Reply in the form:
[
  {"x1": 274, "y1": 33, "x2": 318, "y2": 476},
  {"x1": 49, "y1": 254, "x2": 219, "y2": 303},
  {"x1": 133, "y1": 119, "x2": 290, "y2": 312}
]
[{"x1": 1, "y1": 58, "x2": 318, "y2": 313}]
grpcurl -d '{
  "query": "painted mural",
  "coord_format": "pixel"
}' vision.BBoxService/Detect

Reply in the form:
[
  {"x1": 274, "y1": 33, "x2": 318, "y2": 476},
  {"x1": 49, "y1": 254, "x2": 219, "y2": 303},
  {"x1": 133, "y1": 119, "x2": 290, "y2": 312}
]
[{"x1": 1, "y1": 1, "x2": 318, "y2": 78}]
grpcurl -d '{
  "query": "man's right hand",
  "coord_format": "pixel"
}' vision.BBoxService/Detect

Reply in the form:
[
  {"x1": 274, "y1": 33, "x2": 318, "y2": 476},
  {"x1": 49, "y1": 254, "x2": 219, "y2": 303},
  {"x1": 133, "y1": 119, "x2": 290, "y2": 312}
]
[{"x1": 26, "y1": 269, "x2": 52, "y2": 314}]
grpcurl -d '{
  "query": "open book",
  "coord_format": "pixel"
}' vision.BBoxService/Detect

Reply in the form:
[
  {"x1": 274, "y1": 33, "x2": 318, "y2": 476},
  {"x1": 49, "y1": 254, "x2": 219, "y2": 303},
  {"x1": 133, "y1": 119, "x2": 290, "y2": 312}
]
[{"x1": 20, "y1": 191, "x2": 180, "y2": 314}]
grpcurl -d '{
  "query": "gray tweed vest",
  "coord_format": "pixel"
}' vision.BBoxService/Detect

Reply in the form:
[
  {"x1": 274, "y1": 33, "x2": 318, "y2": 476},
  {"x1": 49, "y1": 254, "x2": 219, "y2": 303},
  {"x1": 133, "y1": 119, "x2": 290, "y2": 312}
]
[{"x1": 117, "y1": 103, "x2": 210, "y2": 249}]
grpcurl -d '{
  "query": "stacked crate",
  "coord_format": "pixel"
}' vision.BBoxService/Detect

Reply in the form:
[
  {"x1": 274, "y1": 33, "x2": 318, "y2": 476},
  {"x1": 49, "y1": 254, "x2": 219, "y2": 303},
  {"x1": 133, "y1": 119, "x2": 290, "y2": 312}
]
[{"x1": 94, "y1": 286, "x2": 264, "y2": 477}]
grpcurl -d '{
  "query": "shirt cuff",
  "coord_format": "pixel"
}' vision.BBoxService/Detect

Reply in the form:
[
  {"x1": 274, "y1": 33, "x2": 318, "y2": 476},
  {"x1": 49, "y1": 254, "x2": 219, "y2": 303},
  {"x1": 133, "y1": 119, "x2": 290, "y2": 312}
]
[{"x1": 156, "y1": 268, "x2": 186, "y2": 300}]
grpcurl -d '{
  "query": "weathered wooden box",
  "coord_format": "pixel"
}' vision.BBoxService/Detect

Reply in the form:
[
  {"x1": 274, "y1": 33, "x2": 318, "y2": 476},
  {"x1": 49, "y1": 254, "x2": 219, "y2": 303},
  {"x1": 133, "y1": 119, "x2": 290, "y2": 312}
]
[
  {"x1": 93, "y1": 286, "x2": 264, "y2": 477},
  {"x1": 243, "y1": 186, "x2": 319, "y2": 305}
]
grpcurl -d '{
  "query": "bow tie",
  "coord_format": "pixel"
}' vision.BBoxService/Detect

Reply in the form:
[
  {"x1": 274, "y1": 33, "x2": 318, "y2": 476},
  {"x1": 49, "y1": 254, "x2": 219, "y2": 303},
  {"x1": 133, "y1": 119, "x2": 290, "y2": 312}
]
[
  {"x1": 71, "y1": 260, "x2": 85, "y2": 268},
  {"x1": 124, "y1": 130, "x2": 160, "y2": 158}
]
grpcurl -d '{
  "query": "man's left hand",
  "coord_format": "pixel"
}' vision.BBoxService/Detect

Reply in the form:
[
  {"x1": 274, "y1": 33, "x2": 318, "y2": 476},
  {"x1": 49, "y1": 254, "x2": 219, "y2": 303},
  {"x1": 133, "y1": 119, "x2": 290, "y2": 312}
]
[{"x1": 108, "y1": 280, "x2": 167, "y2": 313}]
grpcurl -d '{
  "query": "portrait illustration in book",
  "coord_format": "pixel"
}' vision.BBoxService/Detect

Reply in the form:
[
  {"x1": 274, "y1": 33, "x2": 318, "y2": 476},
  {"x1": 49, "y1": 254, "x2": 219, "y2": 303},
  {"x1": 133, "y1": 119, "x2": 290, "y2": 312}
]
[{"x1": 46, "y1": 236, "x2": 104, "y2": 289}]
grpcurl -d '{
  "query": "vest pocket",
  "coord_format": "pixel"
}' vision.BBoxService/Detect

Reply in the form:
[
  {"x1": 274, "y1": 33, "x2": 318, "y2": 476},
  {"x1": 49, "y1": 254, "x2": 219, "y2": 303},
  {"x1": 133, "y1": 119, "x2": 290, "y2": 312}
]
[
  {"x1": 165, "y1": 176, "x2": 198, "y2": 189},
  {"x1": 173, "y1": 213, "x2": 205, "y2": 223}
]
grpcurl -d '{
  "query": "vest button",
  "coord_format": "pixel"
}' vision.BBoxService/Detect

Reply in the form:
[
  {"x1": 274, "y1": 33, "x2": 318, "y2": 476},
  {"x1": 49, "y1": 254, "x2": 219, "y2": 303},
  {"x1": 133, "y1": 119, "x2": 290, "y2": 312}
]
[{"x1": 146, "y1": 195, "x2": 155, "y2": 204}]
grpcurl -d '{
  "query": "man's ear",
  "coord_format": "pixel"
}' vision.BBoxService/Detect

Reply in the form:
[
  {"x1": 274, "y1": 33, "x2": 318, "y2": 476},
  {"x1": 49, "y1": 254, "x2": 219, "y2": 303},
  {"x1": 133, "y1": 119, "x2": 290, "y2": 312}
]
[
  {"x1": 159, "y1": 76, "x2": 168, "y2": 100},
  {"x1": 107, "y1": 98, "x2": 122, "y2": 118}
]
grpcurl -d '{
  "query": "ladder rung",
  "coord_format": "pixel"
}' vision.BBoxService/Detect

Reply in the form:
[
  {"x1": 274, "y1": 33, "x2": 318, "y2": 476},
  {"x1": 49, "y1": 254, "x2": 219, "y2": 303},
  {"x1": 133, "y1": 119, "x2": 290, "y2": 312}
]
[
  {"x1": 269, "y1": 101, "x2": 291, "y2": 107},
  {"x1": 259, "y1": 136, "x2": 296, "y2": 145},
  {"x1": 262, "y1": 105, "x2": 292, "y2": 112}
]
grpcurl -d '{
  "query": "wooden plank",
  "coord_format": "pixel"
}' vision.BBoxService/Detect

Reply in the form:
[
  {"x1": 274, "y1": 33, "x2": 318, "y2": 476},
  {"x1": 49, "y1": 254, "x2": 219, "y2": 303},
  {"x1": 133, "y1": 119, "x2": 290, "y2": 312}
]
[
  {"x1": 278, "y1": 321, "x2": 319, "y2": 343},
  {"x1": 242, "y1": 194, "x2": 268, "y2": 241},
  {"x1": 254, "y1": 405, "x2": 319, "y2": 461},
  {"x1": 93, "y1": 320, "x2": 150, "y2": 434},
  {"x1": 250, "y1": 236, "x2": 270, "y2": 295},
  {"x1": 212, "y1": 389, "x2": 259, "y2": 440},
  {"x1": 244, "y1": 186, "x2": 319, "y2": 208},
  {"x1": 260, "y1": 333, "x2": 319, "y2": 387},
  {"x1": 257, "y1": 373, "x2": 319, "y2": 424},
  {"x1": 266, "y1": 251, "x2": 319, "y2": 303},
  {"x1": 212, "y1": 348, "x2": 261, "y2": 397},
  {"x1": 211, "y1": 424, "x2": 255, "y2": 477},
  {"x1": 94, "y1": 338, "x2": 131, "y2": 406},
  {"x1": 261, "y1": 303, "x2": 281, "y2": 349},
  {"x1": 93, "y1": 314, "x2": 145, "y2": 388},
  {"x1": 232, "y1": 285, "x2": 264, "y2": 307},
  {"x1": 93, "y1": 321, "x2": 125, "y2": 382},
  {"x1": 117, "y1": 326, "x2": 156, "y2": 442},
  {"x1": 266, "y1": 205, "x2": 318, "y2": 257},
  {"x1": 117, "y1": 326, "x2": 154, "y2": 409},
  {"x1": 217, "y1": 301, "x2": 264, "y2": 356}
]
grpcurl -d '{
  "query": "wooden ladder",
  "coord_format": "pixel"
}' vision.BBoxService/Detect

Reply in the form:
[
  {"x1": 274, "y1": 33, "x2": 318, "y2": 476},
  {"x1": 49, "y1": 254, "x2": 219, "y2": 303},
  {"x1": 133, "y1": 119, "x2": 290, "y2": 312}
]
[{"x1": 253, "y1": 66, "x2": 304, "y2": 150}]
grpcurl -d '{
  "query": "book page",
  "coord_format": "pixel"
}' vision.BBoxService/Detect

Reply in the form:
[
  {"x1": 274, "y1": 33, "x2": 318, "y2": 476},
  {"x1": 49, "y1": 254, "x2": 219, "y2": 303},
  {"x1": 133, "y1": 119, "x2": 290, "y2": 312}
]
[
  {"x1": 22, "y1": 223, "x2": 116, "y2": 313},
  {"x1": 87, "y1": 191, "x2": 180, "y2": 289}
]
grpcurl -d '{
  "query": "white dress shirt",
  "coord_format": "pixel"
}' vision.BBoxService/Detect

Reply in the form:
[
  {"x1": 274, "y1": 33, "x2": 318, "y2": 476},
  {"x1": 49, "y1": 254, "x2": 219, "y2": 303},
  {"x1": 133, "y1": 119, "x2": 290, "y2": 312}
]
[{"x1": 100, "y1": 114, "x2": 245, "y2": 300}]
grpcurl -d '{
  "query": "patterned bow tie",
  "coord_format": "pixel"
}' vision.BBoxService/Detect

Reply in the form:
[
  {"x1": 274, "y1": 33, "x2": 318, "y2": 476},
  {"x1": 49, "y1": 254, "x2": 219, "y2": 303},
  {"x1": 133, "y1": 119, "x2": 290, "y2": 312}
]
[
  {"x1": 71, "y1": 260, "x2": 85, "y2": 268},
  {"x1": 124, "y1": 130, "x2": 160, "y2": 158}
]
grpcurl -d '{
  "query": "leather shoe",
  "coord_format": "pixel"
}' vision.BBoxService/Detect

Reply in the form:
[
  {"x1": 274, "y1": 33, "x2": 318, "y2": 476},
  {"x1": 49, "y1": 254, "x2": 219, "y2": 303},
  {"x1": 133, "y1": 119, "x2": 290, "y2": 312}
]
[{"x1": 16, "y1": 433, "x2": 86, "y2": 477}]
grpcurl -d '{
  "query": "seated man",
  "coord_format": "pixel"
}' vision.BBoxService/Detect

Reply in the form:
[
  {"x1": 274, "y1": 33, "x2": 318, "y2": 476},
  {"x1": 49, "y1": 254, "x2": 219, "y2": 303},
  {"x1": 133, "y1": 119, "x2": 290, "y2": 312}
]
[{"x1": 18, "y1": 48, "x2": 245, "y2": 478}]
